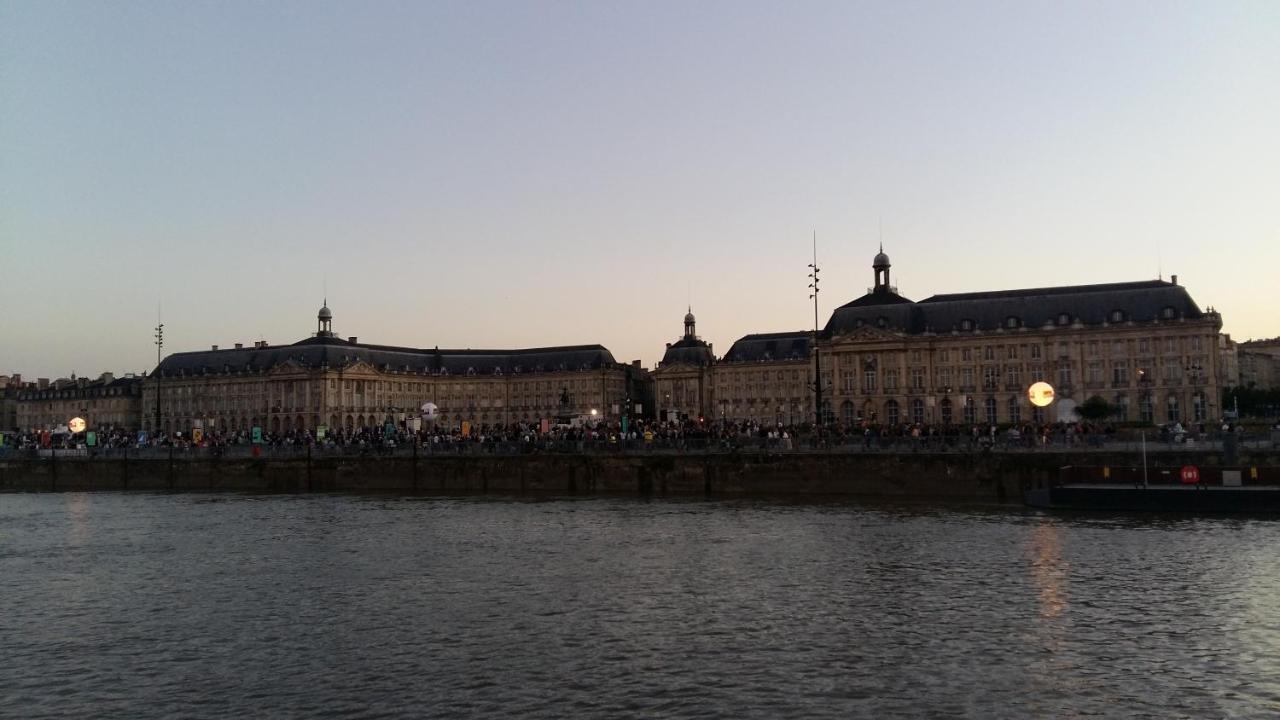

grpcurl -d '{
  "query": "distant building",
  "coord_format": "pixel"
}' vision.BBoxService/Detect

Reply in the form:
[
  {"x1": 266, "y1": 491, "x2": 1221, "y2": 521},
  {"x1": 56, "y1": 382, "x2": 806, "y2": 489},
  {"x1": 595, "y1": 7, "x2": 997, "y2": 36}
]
[
  {"x1": 660, "y1": 250, "x2": 1226, "y2": 426},
  {"x1": 15, "y1": 373, "x2": 143, "y2": 432},
  {"x1": 1238, "y1": 338, "x2": 1280, "y2": 389},
  {"x1": 1219, "y1": 334, "x2": 1240, "y2": 388},
  {"x1": 140, "y1": 303, "x2": 643, "y2": 435},
  {"x1": 0, "y1": 374, "x2": 24, "y2": 432}
]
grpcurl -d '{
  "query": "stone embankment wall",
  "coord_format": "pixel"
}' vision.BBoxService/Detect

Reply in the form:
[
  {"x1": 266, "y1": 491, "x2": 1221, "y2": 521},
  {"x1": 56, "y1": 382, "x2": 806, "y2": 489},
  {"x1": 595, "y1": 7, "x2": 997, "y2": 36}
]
[{"x1": 3, "y1": 450, "x2": 1277, "y2": 500}]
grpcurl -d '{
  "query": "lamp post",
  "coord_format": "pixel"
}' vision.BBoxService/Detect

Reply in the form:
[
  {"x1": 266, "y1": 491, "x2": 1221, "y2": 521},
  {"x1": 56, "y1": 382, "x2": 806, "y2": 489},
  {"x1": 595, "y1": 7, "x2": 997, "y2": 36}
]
[
  {"x1": 807, "y1": 237, "x2": 825, "y2": 428},
  {"x1": 154, "y1": 322, "x2": 164, "y2": 440}
]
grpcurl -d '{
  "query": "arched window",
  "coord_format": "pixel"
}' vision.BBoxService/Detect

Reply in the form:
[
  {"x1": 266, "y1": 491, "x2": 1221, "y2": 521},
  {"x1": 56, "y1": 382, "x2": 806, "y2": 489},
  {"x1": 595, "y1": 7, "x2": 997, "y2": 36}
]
[
  {"x1": 884, "y1": 399, "x2": 899, "y2": 425},
  {"x1": 911, "y1": 399, "x2": 925, "y2": 425},
  {"x1": 940, "y1": 398, "x2": 953, "y2": 424},
  {"x1": 1167, "y1": 394, "x2": 1180, "y2": 423},
  {"x1": 963, "y1": 398, "x2": 977, "y2": 424},
  {"x1": 984, "y1": 397, "x2": 998, "y2": 424},
  {"x1": 1115, "y1": 393, "x2": 1128, "y2": 421},
  {"x1": 841, "y1": 400, "x2": 855, "y2": 425},
  {"x1": 1193, "y1": 392, "x2": 1206, "y2": 421},
  {"x1": 1007, "y1": 396, "x2": 1021, "y2": 424}
]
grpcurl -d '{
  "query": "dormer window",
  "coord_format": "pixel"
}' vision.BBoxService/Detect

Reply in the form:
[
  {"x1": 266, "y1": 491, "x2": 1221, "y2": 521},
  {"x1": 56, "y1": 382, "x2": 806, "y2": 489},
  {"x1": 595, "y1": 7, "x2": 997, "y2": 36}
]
[
  {"x1": 854, "y1": 319, "x2": 865, "y2": 328},
  {"x1": 1057, "y1": 313, "x2": 1071, "y2": 326},
  {"x1": 1005, "y1": 316, "x2": 1020, "y2": 329},
  {"x1": 1161, "y1": 306, "x2": 1177, "y2": 319},
  {"x1": 1110, "y1": 309, "x2": 1126, "y2": 323},
  {"x1": 876, "y1": 317, "x2": 888, "y2": 328},
  {"x1": 960, "y1": 319, "x2": 975, "y2": 331}
]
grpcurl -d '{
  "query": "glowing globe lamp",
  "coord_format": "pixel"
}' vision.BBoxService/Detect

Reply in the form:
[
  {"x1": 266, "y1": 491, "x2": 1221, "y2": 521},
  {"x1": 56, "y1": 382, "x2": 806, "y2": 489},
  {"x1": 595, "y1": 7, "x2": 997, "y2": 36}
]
[
  {"x1": 1027, "y1": 382, "x2": 1055, "y2": 408},
  {"x1": 68, "y1": 417, "x2": 87, "y2": 433}
]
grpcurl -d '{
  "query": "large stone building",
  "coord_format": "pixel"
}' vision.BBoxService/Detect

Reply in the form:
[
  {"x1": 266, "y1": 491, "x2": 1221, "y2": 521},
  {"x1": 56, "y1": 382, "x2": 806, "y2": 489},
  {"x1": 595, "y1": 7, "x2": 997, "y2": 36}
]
[
  {"x1": 141, "y1": 304, "x2": 645, "y2": 435},
  {"x1": 14, "y1": 373, "x2": 143, "y2": 432},
  {"x1": 1237, "y1": 338, "x2": 1280, "y2": 389},
  {"x1": 657, "y1": 250, "x2": 1226, "y2": 427}
]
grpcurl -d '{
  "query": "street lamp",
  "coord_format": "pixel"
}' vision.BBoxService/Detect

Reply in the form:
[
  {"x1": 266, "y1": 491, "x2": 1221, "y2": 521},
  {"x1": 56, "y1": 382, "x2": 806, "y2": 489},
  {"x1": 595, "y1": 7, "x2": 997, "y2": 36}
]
[
  {"x1": 154, "y1": 322, "x2": 164, "y2": 439},
  {"x1": 807, "y1": 235, "x2": 824, "y2": 427}
]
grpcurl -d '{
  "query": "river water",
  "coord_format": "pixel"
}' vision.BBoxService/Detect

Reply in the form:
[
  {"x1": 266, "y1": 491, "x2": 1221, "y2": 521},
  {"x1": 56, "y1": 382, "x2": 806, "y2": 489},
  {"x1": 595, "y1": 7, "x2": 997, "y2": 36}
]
[{"x1": 2, "y1": 493, "x2": 1278, "y2": 719}]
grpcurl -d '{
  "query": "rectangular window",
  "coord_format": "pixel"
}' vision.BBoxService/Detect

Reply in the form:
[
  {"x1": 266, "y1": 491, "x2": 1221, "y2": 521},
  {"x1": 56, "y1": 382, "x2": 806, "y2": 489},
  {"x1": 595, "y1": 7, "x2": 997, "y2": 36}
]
[
  {"x1": 1113, "y1": 365, "x2": 1129, "y2": 385},
  {"x1": 962, "y1": 348, "x2": 972, "y2": 362},
  {"x1": 884, "y1": 370, "x2": 898, "y2": 391},
  {"x1": 1030, "y1": 345, "x2": 1041, "y2": 360},
  {"x1": 910, "y1": 367, "x2": 925, "y2": 389},
  {"x1": 1007, "y1": 345, "x2": 1019, "y2": 360},
  {"x1": 983, "y1": 347, "x2": 995, "y2": 361},
  {"x1": 983, "y1": 366, "x2": 998, "y2": 388},
  {"x1": 863, "y1": 370, "x2": 876, "y2": 394}
]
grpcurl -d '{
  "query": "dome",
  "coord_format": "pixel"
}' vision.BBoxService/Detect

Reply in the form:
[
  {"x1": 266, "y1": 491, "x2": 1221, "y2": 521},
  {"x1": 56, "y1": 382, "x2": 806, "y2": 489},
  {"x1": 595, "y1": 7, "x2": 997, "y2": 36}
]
[
  {"x1": 684, "y1": 311, "x2": 696, "y2": 324},
  {"x1": 318, "y1": 305, "x2": 332, "y2": 320},
  {"x1": 873, "y1": 251, "x2": 890, "y2": 268}
]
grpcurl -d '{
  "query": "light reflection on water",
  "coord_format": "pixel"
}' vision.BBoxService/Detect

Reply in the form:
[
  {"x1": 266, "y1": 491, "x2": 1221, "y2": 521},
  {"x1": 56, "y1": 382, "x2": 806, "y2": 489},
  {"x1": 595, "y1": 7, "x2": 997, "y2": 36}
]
[{"x1": 1, "y1": 493, "x2": 1278, "y2": 718}]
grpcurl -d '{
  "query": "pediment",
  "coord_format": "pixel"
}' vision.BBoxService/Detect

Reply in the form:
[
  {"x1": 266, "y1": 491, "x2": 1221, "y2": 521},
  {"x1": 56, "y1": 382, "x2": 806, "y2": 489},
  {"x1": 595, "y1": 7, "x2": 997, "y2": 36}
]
[
  {"x1": 338, "y1": 360, "x2": 381, "y2": 376},
  {"x1": 267, "y1": 359, "x2": 309, "y2": 375},
  {"x1": 831, "y1": 325, "x2": 902, "y2": 344}
]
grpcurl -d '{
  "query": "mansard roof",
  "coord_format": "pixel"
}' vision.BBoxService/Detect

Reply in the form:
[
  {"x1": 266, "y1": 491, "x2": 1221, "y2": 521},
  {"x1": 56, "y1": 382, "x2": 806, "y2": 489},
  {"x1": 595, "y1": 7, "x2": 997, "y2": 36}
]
[
  {"x1": 722, "y1": 331, "x2": 811, "y2": 362},
  {"x1": 824, "y1": 279, "x2": 1208, "y2": 336},
  {"x1": 660, "y1": 337, "x2": 714, "y2": 367},
  {"x1": 154, "y1": 335, "x2": 619, "y2": 376}
]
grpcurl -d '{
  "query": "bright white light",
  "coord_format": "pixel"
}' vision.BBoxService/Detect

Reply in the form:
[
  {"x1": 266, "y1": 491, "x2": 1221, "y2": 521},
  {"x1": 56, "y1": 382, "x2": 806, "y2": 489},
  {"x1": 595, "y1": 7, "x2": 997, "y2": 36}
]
[{"x1": 1028, "y1": 382, "x2": 1056, "y2": 408}]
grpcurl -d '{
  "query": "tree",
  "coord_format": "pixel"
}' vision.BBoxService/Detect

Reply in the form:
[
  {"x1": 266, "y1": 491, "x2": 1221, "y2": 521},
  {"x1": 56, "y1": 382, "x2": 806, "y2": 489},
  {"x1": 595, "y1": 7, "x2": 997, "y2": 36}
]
[{"x1": 1076, "y1": 395, "x2": 1115, "y2": 422}]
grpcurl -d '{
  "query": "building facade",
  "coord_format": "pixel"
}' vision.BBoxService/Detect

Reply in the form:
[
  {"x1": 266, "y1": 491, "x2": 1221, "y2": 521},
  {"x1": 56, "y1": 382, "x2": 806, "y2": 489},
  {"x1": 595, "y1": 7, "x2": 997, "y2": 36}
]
[
  {"x1": 1238, "y1": 338, "x2": 1280, "y2": 389},
  {"x1": 140, "y1": 304, "x2": 643, "y2": 435},
  {"x1": 663, "y1": 250, "x2": 1226, "y2": 427},
  {"x1": 15, "y1": 373, "x2": 143, "y2": 432}
]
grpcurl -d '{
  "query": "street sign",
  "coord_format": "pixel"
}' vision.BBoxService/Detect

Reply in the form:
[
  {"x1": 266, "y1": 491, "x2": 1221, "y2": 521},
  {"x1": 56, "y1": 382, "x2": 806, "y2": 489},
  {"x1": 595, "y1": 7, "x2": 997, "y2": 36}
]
[{"x1": 1180, "y1": 465, "x2": 1200, "y2": 484}]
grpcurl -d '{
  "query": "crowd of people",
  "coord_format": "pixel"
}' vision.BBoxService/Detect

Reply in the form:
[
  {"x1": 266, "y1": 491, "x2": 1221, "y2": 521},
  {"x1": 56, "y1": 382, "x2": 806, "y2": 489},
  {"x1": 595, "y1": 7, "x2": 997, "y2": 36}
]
[{"x1": 0, "y1": 416, "x2": 1260, "y2": 457}]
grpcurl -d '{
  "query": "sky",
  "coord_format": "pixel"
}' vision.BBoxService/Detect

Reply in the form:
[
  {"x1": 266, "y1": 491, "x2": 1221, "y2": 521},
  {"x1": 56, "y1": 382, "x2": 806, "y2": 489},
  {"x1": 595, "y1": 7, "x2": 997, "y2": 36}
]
[{"x1": 2, "y1": 0, "x2": 1278, "y2": 379}]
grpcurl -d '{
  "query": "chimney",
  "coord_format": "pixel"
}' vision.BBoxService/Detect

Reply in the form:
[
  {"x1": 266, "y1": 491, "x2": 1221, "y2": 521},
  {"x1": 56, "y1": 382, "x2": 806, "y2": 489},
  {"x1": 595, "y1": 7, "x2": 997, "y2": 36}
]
[
  {"x1": 1171, "y1": 274, "x2": 1178, "y2": 286},
  {"x1": 212, "y1": 345, "x2": 219, "y2": 351},
  {"x1": 100, "y1": 372, "x2": 114, "y2": 383},
  {"x1": 234, "y1": 343, "x2": 243, "y2": 349},
  {"x1": 349, "y1": 336, "x2": 358, "y2": 344},
  {"x1": 38, "y1": 378, "x2": 49, "y2": 389}
]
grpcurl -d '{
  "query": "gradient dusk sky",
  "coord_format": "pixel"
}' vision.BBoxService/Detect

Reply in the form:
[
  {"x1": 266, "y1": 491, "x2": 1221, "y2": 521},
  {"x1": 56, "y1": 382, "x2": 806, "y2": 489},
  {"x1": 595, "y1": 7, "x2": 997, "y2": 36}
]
[{"x1": 2, "y1": 1, "x2": 1277, "y2": 379}]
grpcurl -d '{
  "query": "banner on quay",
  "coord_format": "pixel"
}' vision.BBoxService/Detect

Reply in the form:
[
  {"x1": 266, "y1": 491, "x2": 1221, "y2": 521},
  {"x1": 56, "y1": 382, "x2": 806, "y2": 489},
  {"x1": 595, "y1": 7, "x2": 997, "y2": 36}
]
[
  {"x1": 86, "y1": 431, "x2": 97, "y2": 447},
  {"x1": 192, "y1": 428, "x2": 204, "y2": 444},
  {"x1": 252, "y1": 426, "x2": 263, "y2": 444},
  {"x1": 461, "y1": 421, "x2": 471, "y2": 438},
  {"x1": 316, "y1": 425, "x2": 327, "y2": 440}
]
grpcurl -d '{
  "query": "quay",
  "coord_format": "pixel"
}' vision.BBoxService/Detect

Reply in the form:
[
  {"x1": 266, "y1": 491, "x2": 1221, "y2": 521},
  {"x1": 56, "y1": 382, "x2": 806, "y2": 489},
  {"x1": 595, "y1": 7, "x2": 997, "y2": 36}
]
[{"x1": 3, "y1": 446, "x2": 1277, "y2": 499}]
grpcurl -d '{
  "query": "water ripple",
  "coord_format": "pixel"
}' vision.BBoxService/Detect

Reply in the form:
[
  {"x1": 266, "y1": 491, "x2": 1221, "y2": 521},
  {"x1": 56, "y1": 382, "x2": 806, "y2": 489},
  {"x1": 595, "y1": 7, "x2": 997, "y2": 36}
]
[{"x1": 1, "y1": 493, "x2": 1279, "y2": 718}]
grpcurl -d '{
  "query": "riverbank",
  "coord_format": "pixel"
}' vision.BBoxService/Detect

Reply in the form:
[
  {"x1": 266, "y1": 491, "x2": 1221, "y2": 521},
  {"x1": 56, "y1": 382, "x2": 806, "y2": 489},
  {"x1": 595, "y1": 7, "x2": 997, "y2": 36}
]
[{"x1": 4, "y1": 449, "x2": 1278, "y2": 499}]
